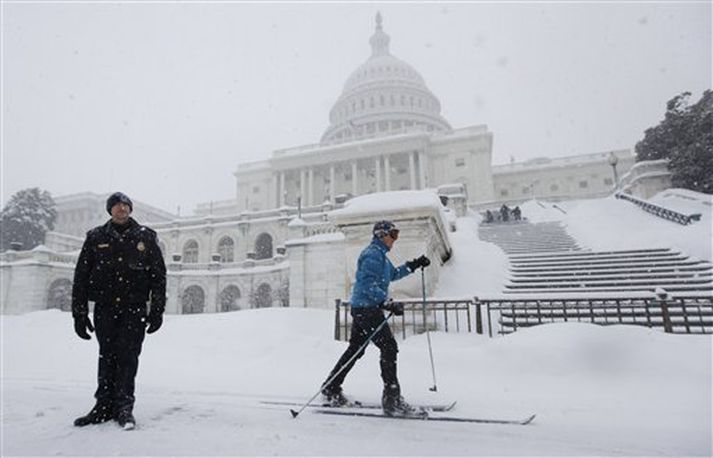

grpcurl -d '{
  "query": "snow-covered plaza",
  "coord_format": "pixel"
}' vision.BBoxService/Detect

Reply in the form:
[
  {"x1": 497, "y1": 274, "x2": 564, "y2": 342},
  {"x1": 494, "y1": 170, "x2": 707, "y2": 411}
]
[{"x1": 2, "y1": 192, "x2": 711, "y2": 456}]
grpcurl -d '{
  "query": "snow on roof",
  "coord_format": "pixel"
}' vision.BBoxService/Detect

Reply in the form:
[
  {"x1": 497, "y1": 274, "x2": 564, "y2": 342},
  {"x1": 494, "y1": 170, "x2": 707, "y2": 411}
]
[{"x1": 330, "y1": 190, "x2": 443, "y2": 220}]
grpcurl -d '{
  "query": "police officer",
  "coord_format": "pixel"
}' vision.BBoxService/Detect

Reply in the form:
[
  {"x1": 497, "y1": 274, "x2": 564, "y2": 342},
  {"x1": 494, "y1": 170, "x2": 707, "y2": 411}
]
[
  {"x1": 71, "y1": 192, "x2": 166, "y2": 430},
  {"x1": 320, "y1": 220, "x2": 430, "y2": 416}
]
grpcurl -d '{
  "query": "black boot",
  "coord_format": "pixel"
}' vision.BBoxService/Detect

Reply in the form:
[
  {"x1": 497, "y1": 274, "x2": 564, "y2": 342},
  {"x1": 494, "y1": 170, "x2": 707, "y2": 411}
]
[
  {"x1": 321, "y1": 385, "x2": 351, "y2": 407},
  {"x1": 382, "y1": 384, "x2": 423, "y2": 417},
  {"x1": 115, "y1": 408, "x2": 136, "y2": 430},
  {"x1": 73, "y1": 403, "x2": 114, "y2": 427}
]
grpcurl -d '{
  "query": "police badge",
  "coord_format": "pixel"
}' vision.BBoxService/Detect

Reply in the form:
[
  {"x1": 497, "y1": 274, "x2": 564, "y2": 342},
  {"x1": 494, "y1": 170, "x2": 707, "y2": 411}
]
[{"x1": 137, "y1": 241, "x2": 145, "y2": 252}]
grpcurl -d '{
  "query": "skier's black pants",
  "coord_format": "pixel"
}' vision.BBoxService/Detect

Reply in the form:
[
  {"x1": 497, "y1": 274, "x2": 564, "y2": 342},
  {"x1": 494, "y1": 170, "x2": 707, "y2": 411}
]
[
  {"x1": 93, "y1": 304, "x2": 146, "y2": 414},
  {"x1": 323, "y1": 308, "x2": 399, "y2": 393}
]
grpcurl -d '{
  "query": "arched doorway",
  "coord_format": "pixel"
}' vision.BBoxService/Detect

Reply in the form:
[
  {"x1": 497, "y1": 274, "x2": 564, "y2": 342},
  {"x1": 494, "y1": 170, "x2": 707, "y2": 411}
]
[
  {"x1": 181, "y1": 285, "x2": 205, "y2": 314},
  {"x1": 219, "y1": 285, "x2": 241, "y2": 312},
  {"x1": 254, "y1": 233, "x2": 273, "y2": 260},
  {"x1": 47, "y1": 278, "x2": 73, "y2": 311},
  {"x1": 252, "y1": 283, "x2": 273, "y2": 308}
]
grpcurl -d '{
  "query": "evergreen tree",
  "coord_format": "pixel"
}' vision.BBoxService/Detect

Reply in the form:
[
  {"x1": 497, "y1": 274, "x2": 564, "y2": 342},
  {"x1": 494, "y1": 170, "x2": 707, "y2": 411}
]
[
  {"x1": 0, "y1": 188, "x2": 57, "y2": 251},
  {"x1": 635, "y1": 90, "x2": 713, "y2": 193}
]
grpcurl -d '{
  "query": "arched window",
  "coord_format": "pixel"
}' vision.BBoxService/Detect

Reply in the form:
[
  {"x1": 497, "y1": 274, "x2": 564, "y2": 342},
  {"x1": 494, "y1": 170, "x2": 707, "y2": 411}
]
[
  {"x1": 219, "y1": 285, "x2": 241, "y2": 312},
  {"x1": 252, "y1": 283, "x2": 273, "y2": 308},
  {"x1": 47, "y1": 278, "x2": 72, "y2": 311},
  {"x1": 255, "y1": 233, "x2": 273, "y2": 260},
  {"x1": 217, "y1": 236, "x2": 235, "y2": 263},
  {"x1": 181, "y1": 285, "x2": 205, "y2": 314},
  {"x1": 183, "y1": 240, "x2": 199, "y2": 263}
]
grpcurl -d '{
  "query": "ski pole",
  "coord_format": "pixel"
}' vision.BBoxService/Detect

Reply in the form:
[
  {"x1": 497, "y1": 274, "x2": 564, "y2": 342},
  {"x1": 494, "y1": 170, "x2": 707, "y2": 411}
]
[
  {"x1": 291, "y1": 310, "x2": 394, "y2": 418},
  {"x1": 422, "y1": 267, "x2": 438, "y2": 392}
]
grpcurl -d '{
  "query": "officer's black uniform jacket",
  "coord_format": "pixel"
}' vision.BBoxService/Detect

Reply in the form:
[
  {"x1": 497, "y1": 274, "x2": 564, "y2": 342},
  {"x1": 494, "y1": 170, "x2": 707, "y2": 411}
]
[{"x1": 71, "y1": 218, "x2": 166, "y2": 318}]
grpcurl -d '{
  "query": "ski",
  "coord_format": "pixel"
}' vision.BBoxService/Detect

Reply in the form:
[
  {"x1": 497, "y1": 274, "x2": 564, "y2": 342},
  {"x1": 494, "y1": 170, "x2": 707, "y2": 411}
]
[
  {"x1": 312, "y1": 409, "x2": 536, "y2": 425},
  {"x1": 261, "y1": 399, "x2": 457, "y2": 412}
]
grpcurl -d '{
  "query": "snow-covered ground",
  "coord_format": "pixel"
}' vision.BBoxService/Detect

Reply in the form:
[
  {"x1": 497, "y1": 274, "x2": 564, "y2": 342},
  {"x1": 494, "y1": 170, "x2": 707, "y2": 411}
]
[
  {"x1": 2, "y1": 309, "x2": 711, "y2": 456},
  {"x1": 2, "y1": 191, "x2": 712, "y2": 456}
]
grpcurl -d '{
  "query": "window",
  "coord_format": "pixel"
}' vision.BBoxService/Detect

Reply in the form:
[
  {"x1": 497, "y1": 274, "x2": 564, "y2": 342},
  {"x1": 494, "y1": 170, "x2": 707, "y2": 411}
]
[
  {"x1": 603, "y1": 178, "x2": 613, "y2": 186},
  {"x1": 550, "y1": 183, "x2": 559, "y2": 192},
  {"x1": 500, "y1": 189, "x2": 509, "y2": 197},
  {"x1": 455, "y1": 158, "x2": 465, "y2": 167},
  {"x1": 217, "y1": 236, "x2": 235, "y2": 263},
  {"x1": 579, "y1": 180, "x2": 589, "y2": 189},
  {"x1": 183, "y1": 240, "x2": 199, "y2": 263},
  {"x1": 255, "y1": 233, "x2": 273, "y2": 260},
  {"x1": 252, "y1": 186, "x2": 260, "y2": 194},
  {"x1": 522, "y1": 187, "x2": 530, "y2": 195}
]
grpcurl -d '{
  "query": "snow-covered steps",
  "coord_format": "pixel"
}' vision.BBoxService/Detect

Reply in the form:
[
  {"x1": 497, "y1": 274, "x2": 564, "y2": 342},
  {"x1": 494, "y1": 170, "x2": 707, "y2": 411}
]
[
  {"x1": 505, "y1": 248, "x2": 713, "y2": 295},
  {"x1": 477, "y1": 221, "x2": 581, "y2": 254}
]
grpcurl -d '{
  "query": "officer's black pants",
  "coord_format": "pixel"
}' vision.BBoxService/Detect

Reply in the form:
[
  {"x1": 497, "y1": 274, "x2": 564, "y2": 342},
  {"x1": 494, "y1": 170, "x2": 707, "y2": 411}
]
[
  {"x1": 93, "y1": 304, "x2": 146, "y2": 413},
  {"x1": 323, "y1": 308, "x2": 399, "y2": 393}
]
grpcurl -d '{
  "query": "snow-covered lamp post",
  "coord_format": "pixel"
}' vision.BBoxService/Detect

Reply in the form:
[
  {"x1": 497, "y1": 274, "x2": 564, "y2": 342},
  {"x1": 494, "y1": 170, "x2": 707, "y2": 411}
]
[{"x1": 608, "y1": 152, "x2": 619, "y2": 190}]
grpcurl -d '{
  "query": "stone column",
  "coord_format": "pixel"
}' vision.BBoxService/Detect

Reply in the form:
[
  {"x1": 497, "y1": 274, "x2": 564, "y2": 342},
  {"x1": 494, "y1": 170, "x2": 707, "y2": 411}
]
[
  {"x1": 384, "y1": 155, "x2": 391, "y2": 191},
  {"x1": 329, "y1": 165, "x2": 336, "y2": 203},
  {"x1": 299, "y1": 169, "x2": 306, "y2": 204},
  {"x1": 375, "y1": 157, "x2": 382, "y2": 192},
  {"x1": 418, "y1": 150, "x2": 427, "y2": 189},
  {"x1": 308, "y1": 168, "x2": 314, "y2": 206},
  {"x1": 279, "y1": 171, "x2": 285, "y2": 207},
  {"x1": 409, "y1": 152, "x2": 417, "y2": 190},
  {"x1": 351, "y1": 161, "x2": 358, "y2": 196}
]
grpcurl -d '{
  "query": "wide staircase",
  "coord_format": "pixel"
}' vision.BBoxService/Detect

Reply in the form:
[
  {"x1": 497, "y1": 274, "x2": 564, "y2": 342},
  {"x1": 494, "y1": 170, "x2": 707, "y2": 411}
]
[
  {"x1": 478, "y1": 220, "x2": 713, "y2": 295},
  {"x1": 477, "y1": 219, "x2": 713, "y2": 334},
  {"x1": 478, "y1": 220, "x2": 581, "y2": 254}
]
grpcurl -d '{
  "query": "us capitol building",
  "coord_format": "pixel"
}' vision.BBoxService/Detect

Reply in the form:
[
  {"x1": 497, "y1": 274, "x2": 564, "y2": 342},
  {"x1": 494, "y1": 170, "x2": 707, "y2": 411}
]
[{"x1": 3, "y1": 14, "x2": 651, "y2": 316}]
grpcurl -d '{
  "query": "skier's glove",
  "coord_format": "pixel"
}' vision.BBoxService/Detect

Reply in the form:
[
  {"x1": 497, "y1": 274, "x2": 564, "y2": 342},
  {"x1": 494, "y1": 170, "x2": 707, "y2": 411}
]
[
  {"x1": 146, "y1": 312, "x2": 163, "y2": 334},
  {"x1": 381, "y1": 300, "x2": 405, "y2": 316},
  {"x1": 73, "y1": 315, "x2": 94, "y2": 340},
  {"x1": 406, "y1": 254, "x2": 431, "y2": 272}
]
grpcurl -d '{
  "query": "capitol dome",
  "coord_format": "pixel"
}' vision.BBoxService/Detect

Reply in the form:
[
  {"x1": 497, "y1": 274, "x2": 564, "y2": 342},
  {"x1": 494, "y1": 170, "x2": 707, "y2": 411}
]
[{"x1": 321, "y1": 13, "x2": 451, "y2": 145}]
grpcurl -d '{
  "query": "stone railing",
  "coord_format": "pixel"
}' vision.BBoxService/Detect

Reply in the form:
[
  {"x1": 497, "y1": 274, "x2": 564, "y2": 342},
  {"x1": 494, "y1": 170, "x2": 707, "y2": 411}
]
[
  {"x1": 167, "y1": 254, "x2": 287, "y2": 272},
  {"x1": 615, "y1": 192, "x2": 702, "y2": 225},
  {"x1": 0, "y1": 247, "x2": 78, "y2": 265},
  {"x1": 618, "y1": 159, "x2": 672, "y2": 199}
]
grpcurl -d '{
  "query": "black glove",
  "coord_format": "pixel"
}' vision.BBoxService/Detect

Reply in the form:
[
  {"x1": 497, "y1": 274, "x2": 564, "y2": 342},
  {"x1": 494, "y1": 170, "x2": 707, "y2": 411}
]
[
  {"x1": 406, "y1": 254, "x2": 431, "y2": 272},
  {"x1": 73, "y1": 315, "x2": 94, "y2": 340},
  {"x1": 381, "y1": 300, "x2": 404, "y2": 316},
  {"x1": 146, "y1": 312, "x2": 163, "y2": 334}
]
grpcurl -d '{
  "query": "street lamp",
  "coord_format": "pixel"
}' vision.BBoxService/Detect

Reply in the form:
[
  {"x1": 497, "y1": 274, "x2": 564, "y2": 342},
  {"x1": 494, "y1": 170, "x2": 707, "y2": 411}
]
[{"x1": 607, "y1": 152, "x2": 619, "y2": 190}]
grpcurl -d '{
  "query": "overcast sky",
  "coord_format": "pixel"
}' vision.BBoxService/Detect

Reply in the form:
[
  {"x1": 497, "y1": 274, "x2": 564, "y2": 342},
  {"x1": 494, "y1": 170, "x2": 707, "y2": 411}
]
[{"x1": 2, "y1": 2, "x2": 710, "y2": 214}]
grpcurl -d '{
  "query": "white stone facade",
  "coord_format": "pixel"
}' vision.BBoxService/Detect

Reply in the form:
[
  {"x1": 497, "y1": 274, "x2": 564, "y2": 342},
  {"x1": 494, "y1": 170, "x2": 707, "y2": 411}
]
[
  {"x1": 2, "y1": 14, "x2": 649, "y2": 316},
  {"x1": 485, "y1": 150, "x2": 636, "y2": 207}
]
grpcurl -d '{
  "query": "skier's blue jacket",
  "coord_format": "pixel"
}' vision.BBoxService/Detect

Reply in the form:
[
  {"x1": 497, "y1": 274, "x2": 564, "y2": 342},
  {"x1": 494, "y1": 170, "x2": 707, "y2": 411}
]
[{"x1": 350, "y1": 237, "x2": 412, "y2": 309}]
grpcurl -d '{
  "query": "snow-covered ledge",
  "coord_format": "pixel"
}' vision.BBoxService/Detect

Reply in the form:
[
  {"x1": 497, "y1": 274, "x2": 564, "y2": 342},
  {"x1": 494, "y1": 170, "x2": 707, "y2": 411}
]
[{"x1": 328, "y1": 190, "x2": 452, "y2": 301}]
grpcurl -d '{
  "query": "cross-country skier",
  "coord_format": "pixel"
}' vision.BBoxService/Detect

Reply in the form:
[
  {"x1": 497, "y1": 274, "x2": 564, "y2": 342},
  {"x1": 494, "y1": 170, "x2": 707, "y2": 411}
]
[{"x1": 320, "y1": 220, "x2": 430, "y2": 416}]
